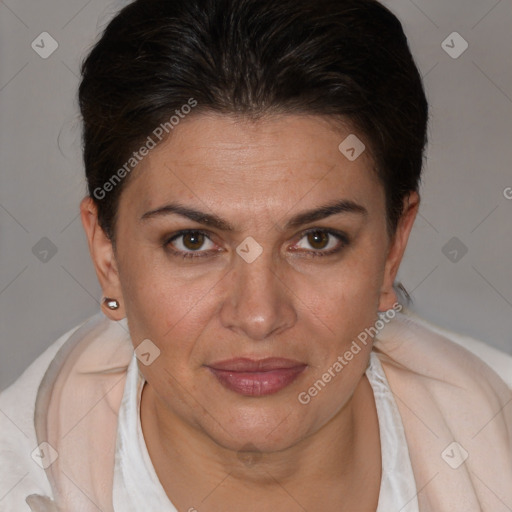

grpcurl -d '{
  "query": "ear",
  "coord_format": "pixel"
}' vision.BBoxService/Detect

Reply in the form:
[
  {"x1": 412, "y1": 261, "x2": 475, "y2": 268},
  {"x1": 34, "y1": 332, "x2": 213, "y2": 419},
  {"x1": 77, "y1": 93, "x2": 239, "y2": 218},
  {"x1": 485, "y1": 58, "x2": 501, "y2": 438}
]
[
  {"x1": 80, "y1": 196, "x2": 125, "y2": 320},
  {"x1": 378, "y1": 191, "x2": 419, "y2": 312}
]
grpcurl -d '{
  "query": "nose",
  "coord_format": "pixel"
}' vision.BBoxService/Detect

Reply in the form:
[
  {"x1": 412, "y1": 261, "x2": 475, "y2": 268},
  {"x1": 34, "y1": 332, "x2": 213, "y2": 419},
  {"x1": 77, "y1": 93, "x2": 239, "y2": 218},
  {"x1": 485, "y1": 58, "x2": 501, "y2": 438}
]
[{"x1": 219, "y1": 247, "x2": 297, "y2": 341}]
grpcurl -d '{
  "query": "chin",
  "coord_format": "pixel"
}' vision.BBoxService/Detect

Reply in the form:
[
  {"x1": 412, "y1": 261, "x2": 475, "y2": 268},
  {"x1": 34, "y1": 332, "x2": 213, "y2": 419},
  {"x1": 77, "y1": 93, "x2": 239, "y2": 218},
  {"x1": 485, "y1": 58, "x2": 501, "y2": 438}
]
[{"x1": 201, "y1": 403, "x2": 311, "y2": 454}]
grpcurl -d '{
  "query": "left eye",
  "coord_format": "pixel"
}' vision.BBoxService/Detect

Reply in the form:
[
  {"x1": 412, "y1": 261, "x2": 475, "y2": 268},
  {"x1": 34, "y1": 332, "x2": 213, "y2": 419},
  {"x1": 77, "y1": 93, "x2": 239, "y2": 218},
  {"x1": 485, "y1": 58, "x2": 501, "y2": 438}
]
[{"x1": 291, "y1": 229, "x2": 347, "y2": 255}]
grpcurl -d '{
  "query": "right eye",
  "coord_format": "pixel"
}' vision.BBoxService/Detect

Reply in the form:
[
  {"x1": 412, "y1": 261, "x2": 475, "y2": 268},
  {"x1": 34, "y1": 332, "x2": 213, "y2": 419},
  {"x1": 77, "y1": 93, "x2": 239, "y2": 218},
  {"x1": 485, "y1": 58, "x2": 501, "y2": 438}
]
[{"x1": 164, "y1": 230, "x2": 220, "y2": 259}]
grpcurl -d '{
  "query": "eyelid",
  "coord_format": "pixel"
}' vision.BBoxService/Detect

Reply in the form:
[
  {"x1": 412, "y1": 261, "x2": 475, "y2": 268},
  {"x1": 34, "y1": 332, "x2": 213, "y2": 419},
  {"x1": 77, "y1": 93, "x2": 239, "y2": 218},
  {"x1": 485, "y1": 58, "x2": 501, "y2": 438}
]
[
  {"x1": 164, "y1": 227, "x2": 349, "y2": 259},
  {"x1": 288, "y1": 227, "x2": 349, "y2": 257},
  {"x1": 164, "y1": 229, "x2": 220, "y2": 259},
  {"x1": 295, "y1": 227, "x2": 350, "y2": 246}
]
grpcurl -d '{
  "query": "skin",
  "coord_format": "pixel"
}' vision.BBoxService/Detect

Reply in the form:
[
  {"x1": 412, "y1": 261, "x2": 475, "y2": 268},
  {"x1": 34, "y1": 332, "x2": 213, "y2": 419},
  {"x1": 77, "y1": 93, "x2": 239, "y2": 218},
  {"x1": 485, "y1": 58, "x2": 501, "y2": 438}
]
[{"x1": 81, "y1": 113, "x2": 419, "y2": 511}]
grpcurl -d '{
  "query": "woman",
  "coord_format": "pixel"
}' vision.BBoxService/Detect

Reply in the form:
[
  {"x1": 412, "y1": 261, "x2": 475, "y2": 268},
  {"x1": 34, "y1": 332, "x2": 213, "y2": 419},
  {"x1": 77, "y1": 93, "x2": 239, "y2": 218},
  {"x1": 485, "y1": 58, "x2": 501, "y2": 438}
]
[{"x1": 1, "y1": 0, "x2": 511, "y2": 510}]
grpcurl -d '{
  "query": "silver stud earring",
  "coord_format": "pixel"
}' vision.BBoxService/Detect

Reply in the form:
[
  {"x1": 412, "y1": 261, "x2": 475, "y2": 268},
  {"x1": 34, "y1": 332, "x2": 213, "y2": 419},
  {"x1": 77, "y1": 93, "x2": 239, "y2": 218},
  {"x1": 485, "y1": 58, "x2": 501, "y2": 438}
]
[{"x1": 104, "y1": 297, "x2": 120, "y2": 310}]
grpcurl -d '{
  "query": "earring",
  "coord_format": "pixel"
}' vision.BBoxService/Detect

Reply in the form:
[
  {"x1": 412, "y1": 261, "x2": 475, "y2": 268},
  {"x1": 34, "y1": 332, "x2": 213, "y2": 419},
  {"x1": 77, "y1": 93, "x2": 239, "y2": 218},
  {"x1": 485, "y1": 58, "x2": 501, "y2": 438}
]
[{"x1": 104, "y1": 297, "x2": 120, "y2": 310}]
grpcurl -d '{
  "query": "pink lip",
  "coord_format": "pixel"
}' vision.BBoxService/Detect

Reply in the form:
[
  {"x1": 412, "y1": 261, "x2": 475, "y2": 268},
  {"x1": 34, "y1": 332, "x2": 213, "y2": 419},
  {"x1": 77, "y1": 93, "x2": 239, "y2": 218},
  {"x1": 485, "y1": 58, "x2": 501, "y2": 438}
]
[{"x1": 206, "y1": 358, "x2": 307, "y2": 396}]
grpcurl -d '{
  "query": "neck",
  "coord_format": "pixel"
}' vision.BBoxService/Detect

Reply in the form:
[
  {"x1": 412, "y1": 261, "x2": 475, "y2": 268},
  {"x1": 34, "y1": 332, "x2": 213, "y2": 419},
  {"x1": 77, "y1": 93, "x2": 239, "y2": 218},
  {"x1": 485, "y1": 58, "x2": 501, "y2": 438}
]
[{"x1": 140, "y1": 373, "x2": 380, "y2": 512}]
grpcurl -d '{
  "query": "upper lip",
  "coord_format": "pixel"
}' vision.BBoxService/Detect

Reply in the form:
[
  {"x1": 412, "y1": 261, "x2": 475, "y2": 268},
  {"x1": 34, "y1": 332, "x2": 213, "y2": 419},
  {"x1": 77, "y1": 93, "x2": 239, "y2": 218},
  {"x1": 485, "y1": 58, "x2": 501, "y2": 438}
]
[{"x1": 206, "y1": 357, "x2": 306, "y2": 372}]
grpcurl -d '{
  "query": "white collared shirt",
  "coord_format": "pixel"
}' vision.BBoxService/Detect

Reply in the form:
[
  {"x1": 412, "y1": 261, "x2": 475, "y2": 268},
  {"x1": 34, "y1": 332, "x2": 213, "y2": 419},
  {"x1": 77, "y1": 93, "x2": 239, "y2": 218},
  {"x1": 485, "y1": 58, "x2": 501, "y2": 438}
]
[{"x1": 112, "y1": 351, "x2": 419, "y2": 511}]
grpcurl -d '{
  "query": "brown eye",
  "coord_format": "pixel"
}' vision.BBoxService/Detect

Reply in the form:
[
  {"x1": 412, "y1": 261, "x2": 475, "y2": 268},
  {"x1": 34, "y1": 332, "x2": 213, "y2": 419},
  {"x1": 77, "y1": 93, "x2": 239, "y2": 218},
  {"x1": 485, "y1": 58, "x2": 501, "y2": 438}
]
[
  {"x1": 182, "y1": 232, "x2": 205, "y2": 250},
  {"x1": 307, "y1": 231, "x2": 329, "y2": 250},
  {"x1": 291, "y1": 228, "x2": 348, "y2": 257},
  {"x1": 165, "y1": 230, "x2": 217, "y2": 258}
]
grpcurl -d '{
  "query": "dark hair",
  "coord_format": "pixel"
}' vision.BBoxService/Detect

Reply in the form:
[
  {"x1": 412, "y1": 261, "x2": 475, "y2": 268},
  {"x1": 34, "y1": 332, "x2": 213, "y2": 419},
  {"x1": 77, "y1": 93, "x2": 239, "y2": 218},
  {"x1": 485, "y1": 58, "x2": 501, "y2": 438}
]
[{"x1": 79, "y1": 0, "x2": 428, "y2": 242}]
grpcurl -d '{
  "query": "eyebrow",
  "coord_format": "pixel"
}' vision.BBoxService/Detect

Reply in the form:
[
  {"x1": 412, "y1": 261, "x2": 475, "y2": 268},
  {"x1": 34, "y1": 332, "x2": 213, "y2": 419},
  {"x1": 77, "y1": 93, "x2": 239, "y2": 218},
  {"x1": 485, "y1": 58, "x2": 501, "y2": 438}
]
[{"x1": 140, "y1": 199, "x2": 367, "y2": 231}]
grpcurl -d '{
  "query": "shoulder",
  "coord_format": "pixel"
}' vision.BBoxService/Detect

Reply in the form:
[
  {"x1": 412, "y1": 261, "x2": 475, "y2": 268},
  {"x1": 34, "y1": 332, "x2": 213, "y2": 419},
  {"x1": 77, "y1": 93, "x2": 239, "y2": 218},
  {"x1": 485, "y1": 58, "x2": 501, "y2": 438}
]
[
  {"x1": 400, "y1": 309, "x2": 512, "y2": 388},
  {"x1": 374, "y1": 308, "x2": 512, "y2": 452},
  {"x1": 374, "y1": 310, "x2": 512, "y2": 508},
  {"x1": 0, "y1": 312, "x2": 130, "y2": 510},
  {"x1": 374, "y1": 309, "x2": 512, "y2": 412},
  {"x1": 375, "y1": 308, "x2": 512, "y2": 393},
  {"x1": 0, "y1": 319, "x2": 85, "y2": 509}
]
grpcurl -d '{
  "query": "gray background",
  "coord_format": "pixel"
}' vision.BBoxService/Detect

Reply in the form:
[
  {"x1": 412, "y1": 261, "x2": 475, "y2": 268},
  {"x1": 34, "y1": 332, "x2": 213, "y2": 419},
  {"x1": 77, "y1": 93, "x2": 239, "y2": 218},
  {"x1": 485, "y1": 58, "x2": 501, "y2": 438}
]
[{"x1": 0, "y1": 0, "x2": 511, "y2": 390}]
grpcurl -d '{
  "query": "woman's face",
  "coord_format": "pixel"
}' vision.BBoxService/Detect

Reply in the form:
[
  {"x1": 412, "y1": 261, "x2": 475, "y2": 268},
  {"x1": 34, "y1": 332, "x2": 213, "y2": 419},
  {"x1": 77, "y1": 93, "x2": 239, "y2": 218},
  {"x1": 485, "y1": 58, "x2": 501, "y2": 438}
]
[{"x1": 83, "y1": 113, "x2": 417, "y2": 453}]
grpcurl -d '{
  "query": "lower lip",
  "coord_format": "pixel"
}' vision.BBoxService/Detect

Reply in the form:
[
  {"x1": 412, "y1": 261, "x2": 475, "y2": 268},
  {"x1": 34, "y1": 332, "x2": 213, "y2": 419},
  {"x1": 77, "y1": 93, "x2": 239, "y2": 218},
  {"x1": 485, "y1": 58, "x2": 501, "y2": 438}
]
[{"x1": 207, "y1": 366, "x2": 306, "y2": 396}]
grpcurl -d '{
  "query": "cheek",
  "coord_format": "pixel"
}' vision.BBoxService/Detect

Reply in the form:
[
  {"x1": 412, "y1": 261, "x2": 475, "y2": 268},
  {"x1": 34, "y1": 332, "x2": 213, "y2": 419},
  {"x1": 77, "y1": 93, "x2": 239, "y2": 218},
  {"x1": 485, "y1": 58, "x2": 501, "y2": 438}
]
[
  {"x1": 292, "y1": 262, "x2": 383, "y2": 426},
  {"x1": 122, "y1": 266, "x2": 212, "y2": 345},
  {"x1": 305, "y1": 247, "x2": 386, "y2": 338},
  {"x1": 118, "y1": 254, "x2": 227, "y2": 394}
]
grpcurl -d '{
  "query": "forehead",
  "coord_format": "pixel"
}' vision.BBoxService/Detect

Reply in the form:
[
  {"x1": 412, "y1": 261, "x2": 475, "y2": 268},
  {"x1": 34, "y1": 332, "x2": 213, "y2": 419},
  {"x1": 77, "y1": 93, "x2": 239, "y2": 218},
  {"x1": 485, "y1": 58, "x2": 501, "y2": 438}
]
[{"x1": 122, "y1": 113, "x2": 383, "y2": 215}]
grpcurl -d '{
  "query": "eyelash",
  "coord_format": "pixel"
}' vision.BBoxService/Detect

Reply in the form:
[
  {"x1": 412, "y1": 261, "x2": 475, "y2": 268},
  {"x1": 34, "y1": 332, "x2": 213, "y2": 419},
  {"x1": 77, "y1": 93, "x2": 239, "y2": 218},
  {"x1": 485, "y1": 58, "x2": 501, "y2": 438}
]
[{"x1": 163, "y1": 228, "x2": 349, "y2": 260}]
